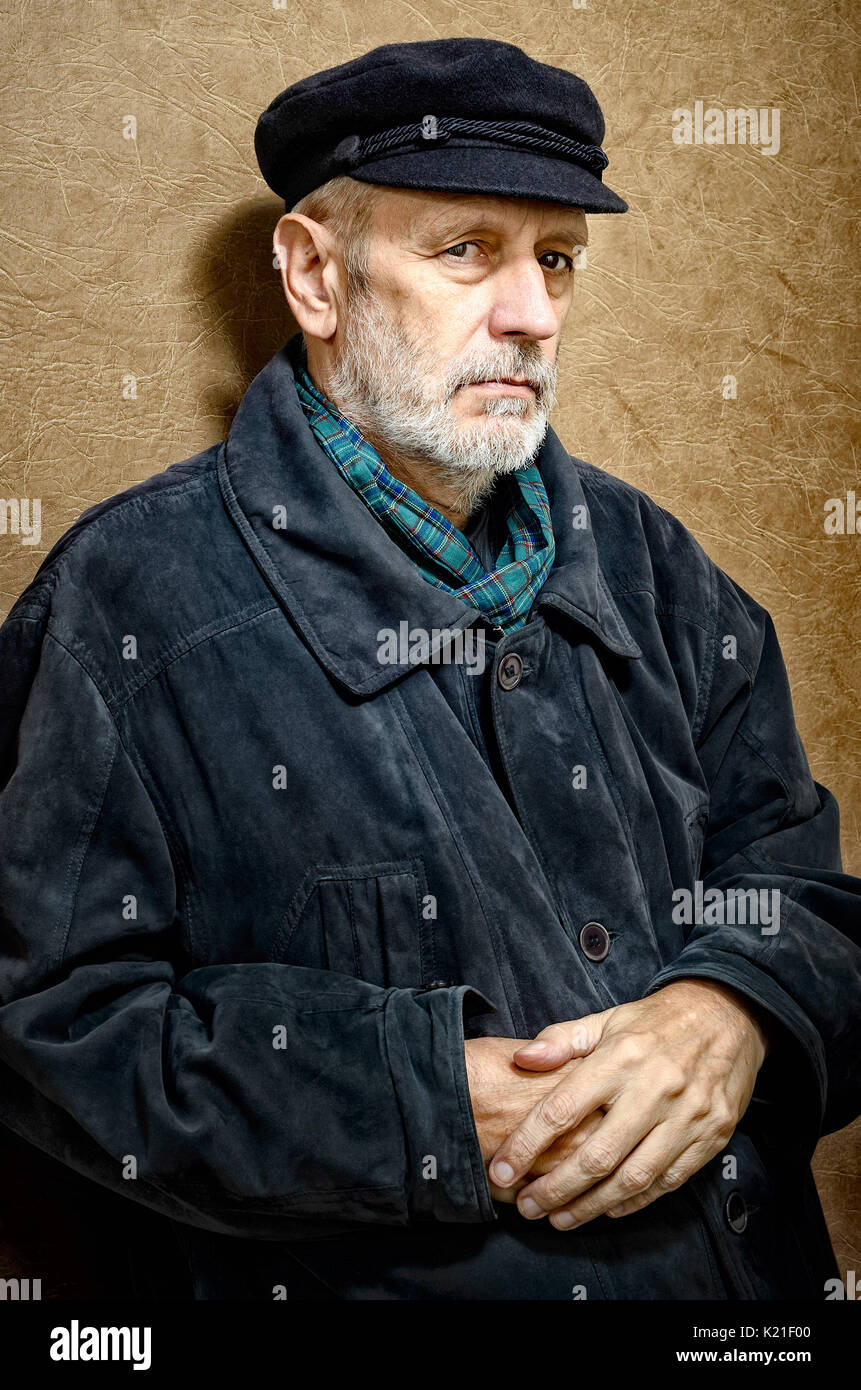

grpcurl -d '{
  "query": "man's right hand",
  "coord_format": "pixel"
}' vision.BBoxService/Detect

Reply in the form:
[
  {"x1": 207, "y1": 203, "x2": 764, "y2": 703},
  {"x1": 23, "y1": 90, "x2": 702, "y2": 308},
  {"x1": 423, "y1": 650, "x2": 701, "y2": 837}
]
[{"x1": 464, "y1": 1036, "x2": 605, "y2": 1205}]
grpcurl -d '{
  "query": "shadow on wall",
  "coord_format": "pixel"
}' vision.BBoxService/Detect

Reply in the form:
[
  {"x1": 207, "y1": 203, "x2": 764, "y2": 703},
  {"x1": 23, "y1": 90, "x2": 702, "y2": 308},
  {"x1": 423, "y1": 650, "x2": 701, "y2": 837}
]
[{"x1": 190, "y1": 197, "x2": 301, "y2": 437}]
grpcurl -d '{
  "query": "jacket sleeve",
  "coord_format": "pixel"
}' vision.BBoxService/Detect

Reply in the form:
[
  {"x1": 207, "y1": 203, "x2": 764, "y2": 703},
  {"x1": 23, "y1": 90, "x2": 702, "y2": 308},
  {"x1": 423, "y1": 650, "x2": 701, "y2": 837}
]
[
  {"x1": 645, "y1": 567, "x2": 861, "y2": 1149},
  {"x1": 0, "y1": 591, "x2": 495, "y2": 1239}
]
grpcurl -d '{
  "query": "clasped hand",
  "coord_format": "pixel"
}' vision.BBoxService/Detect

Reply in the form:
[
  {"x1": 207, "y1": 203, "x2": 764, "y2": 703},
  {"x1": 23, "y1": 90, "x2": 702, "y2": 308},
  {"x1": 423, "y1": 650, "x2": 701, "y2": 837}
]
[{"x1": 463, "y1": 979, "x2": 769, "y2": 1231}]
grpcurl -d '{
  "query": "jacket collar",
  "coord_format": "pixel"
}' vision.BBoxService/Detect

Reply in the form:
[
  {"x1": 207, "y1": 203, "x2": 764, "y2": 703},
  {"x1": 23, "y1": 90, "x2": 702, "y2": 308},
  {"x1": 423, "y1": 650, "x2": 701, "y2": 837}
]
[{"x1": 219, "y1": 335, "x2": 641, "y2": 695}]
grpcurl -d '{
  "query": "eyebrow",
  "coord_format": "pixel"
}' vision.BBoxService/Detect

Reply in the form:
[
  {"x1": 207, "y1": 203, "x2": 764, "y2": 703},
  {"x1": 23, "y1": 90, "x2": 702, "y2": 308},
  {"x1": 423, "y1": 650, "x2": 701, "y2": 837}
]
[
  {"x1": 405, "y1": 210, "x2": 588, "y2": 248},
  {"x1": 556, "y1": 223, "x2": 589, "y2": 246}
]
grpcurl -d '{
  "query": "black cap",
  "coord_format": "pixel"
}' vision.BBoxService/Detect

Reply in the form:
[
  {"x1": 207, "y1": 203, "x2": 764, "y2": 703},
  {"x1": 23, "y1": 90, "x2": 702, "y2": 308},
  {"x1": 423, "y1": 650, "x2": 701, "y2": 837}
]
[{"x1": 255, "y1": 38, "x2": 628, "y2": 214}]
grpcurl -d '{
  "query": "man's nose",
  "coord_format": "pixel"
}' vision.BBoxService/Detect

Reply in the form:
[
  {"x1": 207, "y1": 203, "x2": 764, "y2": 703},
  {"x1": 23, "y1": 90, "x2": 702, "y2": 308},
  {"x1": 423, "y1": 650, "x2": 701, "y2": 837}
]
[{"x1": 485, "y1": 260, "x2": 559, "y2": 342}]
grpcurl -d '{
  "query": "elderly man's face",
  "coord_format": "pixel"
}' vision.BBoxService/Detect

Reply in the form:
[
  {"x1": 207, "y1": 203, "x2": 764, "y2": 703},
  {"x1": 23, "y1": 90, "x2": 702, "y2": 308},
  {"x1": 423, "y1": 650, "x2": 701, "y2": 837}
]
[{"x1": 325, "y1": 187, "x2": 587, "y2": 501}]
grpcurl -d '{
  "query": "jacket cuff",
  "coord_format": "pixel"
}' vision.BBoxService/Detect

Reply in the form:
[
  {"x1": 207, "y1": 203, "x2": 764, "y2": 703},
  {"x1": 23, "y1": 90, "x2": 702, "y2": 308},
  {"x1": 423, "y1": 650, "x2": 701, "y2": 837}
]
[
  {"x1": 645, "y1": 949, "x2": 826, "y2": 1144},
  {"x1": 383, "y1": 984, "x2": 497, "y2": 1224}
]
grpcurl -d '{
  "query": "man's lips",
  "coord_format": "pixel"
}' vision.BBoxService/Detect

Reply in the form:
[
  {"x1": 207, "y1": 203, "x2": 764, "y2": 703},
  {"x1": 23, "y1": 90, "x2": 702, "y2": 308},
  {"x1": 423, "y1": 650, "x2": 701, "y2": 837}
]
[{"x1": 467, "y1": 377, "x2": 536, "y2": 397}]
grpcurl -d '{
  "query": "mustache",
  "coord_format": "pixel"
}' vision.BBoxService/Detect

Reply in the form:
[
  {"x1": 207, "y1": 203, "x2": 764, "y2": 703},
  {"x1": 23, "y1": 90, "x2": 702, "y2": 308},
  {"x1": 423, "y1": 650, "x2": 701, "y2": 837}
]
[{"x1": 443, "y1": 346, "x2": 557, "y2": 407}]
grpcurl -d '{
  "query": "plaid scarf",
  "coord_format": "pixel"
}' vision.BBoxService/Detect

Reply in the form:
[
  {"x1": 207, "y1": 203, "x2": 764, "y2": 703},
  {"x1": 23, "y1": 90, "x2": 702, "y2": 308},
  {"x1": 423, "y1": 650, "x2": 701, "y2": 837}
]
[{"x1": 294, "y1": 366, "x2": 555, "y2": 632}]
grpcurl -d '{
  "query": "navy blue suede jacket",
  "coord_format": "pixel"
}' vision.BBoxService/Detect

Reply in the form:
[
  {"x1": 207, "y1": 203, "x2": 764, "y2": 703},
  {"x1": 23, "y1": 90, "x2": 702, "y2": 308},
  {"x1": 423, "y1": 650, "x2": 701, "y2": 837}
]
[{"x1": 0, "y1": 332, "x2": 858, "y2": 1299}]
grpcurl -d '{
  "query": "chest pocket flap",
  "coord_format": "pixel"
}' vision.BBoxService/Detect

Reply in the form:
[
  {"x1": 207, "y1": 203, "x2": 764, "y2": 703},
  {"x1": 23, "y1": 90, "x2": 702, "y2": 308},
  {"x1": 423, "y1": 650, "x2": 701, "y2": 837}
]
[{"x1": 272, "y1": 858, "x2": 435, "y2": 989}]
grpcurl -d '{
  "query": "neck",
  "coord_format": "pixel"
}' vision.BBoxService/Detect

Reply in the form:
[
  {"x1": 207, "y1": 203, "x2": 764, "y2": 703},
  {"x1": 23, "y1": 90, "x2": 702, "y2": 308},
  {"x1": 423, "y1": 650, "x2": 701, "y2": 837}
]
[{"x1": 358, "y1": 425, "x2": 495, "y2": 530}]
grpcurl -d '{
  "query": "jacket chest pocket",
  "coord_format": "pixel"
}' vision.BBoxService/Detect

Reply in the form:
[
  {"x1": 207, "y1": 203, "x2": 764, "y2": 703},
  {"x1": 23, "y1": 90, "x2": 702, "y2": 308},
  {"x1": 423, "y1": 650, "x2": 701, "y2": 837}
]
[{"x1": 271, "y1": 858, "x2": 435, "y2": 989}]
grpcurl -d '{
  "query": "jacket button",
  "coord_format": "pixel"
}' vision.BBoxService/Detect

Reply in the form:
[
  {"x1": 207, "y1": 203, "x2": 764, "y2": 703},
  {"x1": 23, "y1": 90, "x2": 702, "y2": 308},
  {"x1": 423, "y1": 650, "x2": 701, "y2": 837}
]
[
  {"x1": 425, "y1": 980, "x2": 457, "y2": 990},
  {"x1": 579, "y1": 921, "x2": 610, "y2": 962},
  {"x1": 725, "y1": 1190, "x2": 748, "y2": 1233},
  {"x1": 497, "y1": 652, "x2": 524, "y2": 690}
]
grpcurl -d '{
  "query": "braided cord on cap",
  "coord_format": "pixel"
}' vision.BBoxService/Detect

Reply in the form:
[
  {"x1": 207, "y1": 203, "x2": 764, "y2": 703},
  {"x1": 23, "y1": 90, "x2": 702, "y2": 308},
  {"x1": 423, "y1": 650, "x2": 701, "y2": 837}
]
[{"x1": 343, "y1": 115, "x2": 609, "y2": 175}]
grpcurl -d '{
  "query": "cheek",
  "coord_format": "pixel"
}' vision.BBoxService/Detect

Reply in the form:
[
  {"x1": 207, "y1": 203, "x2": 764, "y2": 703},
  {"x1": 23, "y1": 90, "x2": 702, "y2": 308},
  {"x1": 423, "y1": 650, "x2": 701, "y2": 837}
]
[{"x1": 402, "y1": 274, "x2": 490, "y2": 348}]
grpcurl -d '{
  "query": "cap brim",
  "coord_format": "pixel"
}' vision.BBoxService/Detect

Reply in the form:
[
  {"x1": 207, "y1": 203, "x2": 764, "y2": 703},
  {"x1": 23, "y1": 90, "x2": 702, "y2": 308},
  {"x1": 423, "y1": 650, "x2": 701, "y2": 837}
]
[{"x1": 345, "y1": 144, "x2": 628, "y2": 213}]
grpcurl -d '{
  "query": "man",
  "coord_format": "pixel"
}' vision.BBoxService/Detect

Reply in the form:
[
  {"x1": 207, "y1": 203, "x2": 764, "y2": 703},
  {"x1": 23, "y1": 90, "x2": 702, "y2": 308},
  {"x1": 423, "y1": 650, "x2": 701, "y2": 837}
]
[{"x1": 0, "y1": 37, "x2": 858, "y2": 1301}]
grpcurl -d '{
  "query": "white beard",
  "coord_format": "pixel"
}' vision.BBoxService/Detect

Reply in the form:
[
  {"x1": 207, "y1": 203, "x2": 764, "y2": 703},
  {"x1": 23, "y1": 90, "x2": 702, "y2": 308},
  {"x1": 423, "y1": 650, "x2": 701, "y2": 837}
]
[{"x1": 324, "y1": 282, "x2": 558, "y2": 516}]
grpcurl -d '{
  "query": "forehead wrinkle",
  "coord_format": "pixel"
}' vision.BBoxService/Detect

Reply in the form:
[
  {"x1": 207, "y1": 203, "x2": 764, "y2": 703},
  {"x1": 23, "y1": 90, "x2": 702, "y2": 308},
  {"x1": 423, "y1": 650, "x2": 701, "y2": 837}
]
[
  {"x1": 398, "y1": 193, "x2": 493, "y2": 243},
  {"x1": 395, "y1": 195, "x2": 588, "y2": 248}
]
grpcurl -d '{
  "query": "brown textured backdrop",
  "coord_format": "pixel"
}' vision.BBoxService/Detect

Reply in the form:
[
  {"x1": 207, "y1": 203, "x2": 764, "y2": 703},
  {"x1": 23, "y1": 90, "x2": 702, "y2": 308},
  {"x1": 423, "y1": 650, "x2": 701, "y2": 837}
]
[{"x1": 0, "y1": 0, "x2": 857, "y2": 1293}]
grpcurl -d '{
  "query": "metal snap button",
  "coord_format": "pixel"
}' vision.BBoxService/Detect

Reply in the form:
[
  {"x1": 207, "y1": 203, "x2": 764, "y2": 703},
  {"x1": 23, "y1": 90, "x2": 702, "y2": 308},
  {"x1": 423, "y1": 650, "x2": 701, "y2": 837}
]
[
  {"x1": 496, "y1": 652, "x2": 524, "y2": 690},
  {"x1": 725, "y1": 1190, "x2": 748, "y2": 1233},
  {"x1": 579, "y1": 921, "x2": 610, "y2": 962},
  {"x1": 425, "y1": 980, "x2": 457, "y2": 990}
]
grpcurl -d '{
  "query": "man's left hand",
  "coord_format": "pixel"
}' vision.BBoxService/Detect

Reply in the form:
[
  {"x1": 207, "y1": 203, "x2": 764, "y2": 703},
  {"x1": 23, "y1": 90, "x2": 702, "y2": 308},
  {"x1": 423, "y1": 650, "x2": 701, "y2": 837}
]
[{"x1": 487, "y1": 979, "x2": 771, "y2": 1230}]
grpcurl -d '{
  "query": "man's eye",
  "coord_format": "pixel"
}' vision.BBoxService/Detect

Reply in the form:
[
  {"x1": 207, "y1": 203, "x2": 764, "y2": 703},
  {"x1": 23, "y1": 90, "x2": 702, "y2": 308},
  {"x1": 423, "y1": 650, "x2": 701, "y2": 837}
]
[
  {"x1": 443, "y1": 242, "x2": 477, "y2": 260},
  {"x1": 540, "y1": 251, "x2": 574, "y2": 273}
]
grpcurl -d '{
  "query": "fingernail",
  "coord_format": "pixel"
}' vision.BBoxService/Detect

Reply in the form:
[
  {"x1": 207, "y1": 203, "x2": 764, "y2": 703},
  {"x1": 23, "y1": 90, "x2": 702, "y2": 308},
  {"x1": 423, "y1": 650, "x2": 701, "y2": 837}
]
[
  {"x1": 491, "y1": 1161, "x2": 515, "y2": 1185},
  {"x1": 552, "y1": 1212, "x2": 577, "y2": 1229},
  {"x1": 517, "y1": 1042, "x2": 548, "y2": 1055},
  {"x1": 519, "y1": 1197, "x2": 543, "y2": 1218}
]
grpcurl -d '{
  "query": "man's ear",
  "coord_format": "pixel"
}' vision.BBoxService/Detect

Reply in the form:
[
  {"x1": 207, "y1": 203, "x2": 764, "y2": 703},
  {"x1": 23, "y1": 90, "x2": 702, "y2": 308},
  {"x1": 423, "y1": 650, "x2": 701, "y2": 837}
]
[{"x1": 273, "y1": 213, "x2": 342, "y2": 340}]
